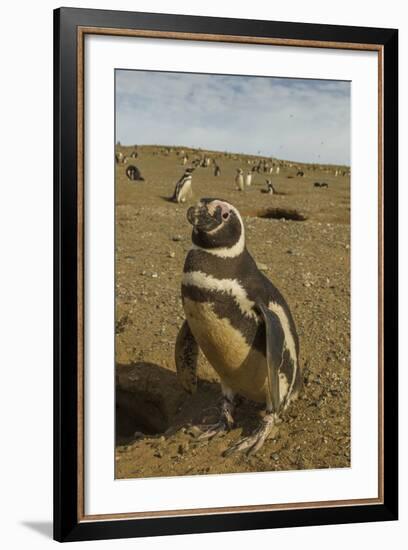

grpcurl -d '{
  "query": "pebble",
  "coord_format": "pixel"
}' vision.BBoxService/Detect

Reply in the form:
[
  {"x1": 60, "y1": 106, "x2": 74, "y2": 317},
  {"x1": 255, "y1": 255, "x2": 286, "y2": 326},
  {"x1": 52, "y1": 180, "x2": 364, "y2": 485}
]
[
  {"x1": 272, "y1": 453, "x2": 279, "y2": 461},
  {"x1": 168, "y1": 251, "x2": 176, "y2": 258},
  {"x1": 178, "y1": 443, "x2": 189, "y2": 455},
  {"x1": 151, "y1": 273, "x2": 158, "y2": 278},
  {"x1": 172, "y1": 235, "x2": 183, "y2": 241},
  {"x1": 187, "y1": 426, "x2": 202, "y2": 438}
]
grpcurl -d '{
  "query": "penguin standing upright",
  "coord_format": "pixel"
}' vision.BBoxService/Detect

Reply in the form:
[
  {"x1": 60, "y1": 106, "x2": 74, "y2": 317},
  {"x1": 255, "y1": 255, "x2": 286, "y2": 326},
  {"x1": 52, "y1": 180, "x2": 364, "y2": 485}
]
[
  {"x1": 244, "y1": 171, "x2": 252, "y2": 187},
  {"x1": 171, "y1": 168, "x2": 194, "y2": 203},
  {"x1": 235, "y1": 169, "x2": 244, "y2": 191},
  {"x1": 175, "y1": 198, "x2": 302, "y2": 455},
  {"x1": 214, "y1": 164, "x2": 221, "y2": 177}
]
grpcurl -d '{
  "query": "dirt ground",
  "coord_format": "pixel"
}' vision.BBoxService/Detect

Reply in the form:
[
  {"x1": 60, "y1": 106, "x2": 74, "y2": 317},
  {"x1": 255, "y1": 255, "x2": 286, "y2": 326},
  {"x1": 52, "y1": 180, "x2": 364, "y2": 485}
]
[{"x1": 114, "y1": 145, "x2": 350, "y2": 479}]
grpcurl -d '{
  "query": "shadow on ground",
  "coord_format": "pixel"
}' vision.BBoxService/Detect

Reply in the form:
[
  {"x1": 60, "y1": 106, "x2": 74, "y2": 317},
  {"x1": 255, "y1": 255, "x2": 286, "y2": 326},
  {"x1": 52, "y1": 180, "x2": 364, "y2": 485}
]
[{"x1": 116, "y1": 361, "x2": 264, "y2": 447}]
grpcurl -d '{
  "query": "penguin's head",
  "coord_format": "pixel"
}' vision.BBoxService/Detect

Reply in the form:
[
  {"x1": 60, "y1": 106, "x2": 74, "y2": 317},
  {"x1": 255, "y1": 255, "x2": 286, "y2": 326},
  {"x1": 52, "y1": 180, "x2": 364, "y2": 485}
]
[{"x1": 187, "y1": 198, "x2": 245, "y2": 255}]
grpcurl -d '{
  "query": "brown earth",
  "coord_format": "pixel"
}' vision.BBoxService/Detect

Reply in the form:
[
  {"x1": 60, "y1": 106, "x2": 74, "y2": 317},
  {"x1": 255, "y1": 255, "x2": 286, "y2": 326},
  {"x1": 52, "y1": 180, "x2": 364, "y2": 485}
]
[{"x1": 114, "y1": 145, "x2": 350, "y2": 479}]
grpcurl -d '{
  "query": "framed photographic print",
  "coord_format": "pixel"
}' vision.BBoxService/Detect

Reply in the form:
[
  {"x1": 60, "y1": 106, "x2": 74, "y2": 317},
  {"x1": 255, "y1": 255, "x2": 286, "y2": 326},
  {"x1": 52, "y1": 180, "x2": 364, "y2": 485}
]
[{"x1": 54, "y1": 7, "x2": 398, "y2": 542}]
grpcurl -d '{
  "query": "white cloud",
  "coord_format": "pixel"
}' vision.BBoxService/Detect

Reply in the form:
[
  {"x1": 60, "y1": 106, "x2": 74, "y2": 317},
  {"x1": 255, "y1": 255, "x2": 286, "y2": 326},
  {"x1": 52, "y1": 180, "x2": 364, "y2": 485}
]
[{"x1": 116, "y1": 70, "x2": 350, "y2": 165}]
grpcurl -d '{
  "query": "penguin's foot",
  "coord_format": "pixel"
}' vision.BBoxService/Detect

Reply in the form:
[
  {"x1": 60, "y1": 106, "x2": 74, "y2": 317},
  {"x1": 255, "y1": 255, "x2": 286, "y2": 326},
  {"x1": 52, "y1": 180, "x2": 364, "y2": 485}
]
[
  {"x1": 223, "y1": 413, "x2": 278, "y2": 457},
  {"x1": 197, "y1": 398, "x2": 235, "y2": 440}
]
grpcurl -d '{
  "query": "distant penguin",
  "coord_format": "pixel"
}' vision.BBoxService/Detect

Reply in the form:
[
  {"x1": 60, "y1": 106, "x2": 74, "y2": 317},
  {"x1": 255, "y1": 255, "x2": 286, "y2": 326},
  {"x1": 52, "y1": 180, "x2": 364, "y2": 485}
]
[
  {"x1": 244, "y1": 171, "x2": 252, "y2": 187},
  {"x1": 296, "y1": 170, "x2": 304, "y2": 177},
  {"x1": 115, "y1": 151, "x2": 124, "y2": 164},
  {"x1": 176, "y1": 198, "x2": 301, "y2": 455},
  {"x1": 172, "y1": 168, "x2": 194, "y2": 203},
  {"x1": 276, "y1": 165, "x2": 280, "y2": 175},
  {"x1": 182, "y1": 155, "x2": 188, "y2": 166},
  {"x1": 265, "y1": 179, "x2": 275, "y2": 194},
  {"x1": 214, "y1": 164, "x2": 221, "y2": 177},
  {"x1": 130, "y1": 150, "x2": 138, "y2": 159},
  {"x1": 235, "y1": 169, "x2": 244, "y2": 191},
  {"x1": 126, "y1": 165, "x2": 144, "y2": 181}
]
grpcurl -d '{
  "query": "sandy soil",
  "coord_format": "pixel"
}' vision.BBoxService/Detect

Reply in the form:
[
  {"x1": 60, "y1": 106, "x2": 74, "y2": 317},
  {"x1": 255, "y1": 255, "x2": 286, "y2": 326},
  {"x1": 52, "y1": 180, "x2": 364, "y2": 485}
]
[{"x1": 114, "y1": 145, "x2": 350, "y2": 479}]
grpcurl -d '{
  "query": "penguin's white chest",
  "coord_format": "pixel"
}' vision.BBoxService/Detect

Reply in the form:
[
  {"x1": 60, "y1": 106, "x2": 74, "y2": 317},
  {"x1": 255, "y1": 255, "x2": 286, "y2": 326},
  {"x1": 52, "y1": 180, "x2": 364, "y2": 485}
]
[
  {"x1": 178, "y1": 180, "x2": 192, "y2": 202},
  {"x1": 183, "y1": 297, "x2": 251, "y2": 370},
  {"x1": 182, "y1": 295, "x2": 268, "y2": 402}
]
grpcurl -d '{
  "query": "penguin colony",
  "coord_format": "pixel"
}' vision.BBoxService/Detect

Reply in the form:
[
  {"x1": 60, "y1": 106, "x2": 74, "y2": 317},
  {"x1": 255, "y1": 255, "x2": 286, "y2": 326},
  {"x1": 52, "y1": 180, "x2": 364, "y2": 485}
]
[
  {"x1": 116, "y1": 145, "x2": 345, "y2": 198},
  {"x1": 176, "y1": 198, "x2": 302, "y2": 455}
]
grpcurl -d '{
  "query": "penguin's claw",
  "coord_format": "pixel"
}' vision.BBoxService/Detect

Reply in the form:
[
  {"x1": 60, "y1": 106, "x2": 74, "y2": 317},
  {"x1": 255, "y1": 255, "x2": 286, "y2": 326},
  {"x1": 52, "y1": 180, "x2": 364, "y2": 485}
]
[
  {"x1": 223, "y1": 415, "x2": 278, "y2": 457},
  {"x1": 197, "y1": 421, "x2": 229, "y2": 440}
]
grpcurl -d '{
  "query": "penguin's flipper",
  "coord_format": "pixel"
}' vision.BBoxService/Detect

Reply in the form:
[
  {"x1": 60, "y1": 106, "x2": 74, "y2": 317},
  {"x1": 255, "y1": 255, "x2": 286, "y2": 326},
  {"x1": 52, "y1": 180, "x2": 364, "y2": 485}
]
[
  {"x1": 256, "y1": 301, "x2": 285, "y2": 414},
  {"x1": 175, "y1": 320, "x2": 199, "y2": 394}
]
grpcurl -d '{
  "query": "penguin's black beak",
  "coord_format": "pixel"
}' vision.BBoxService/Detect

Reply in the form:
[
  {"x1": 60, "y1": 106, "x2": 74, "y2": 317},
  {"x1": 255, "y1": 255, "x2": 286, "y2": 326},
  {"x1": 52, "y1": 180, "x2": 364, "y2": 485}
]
[{"x1": 187, "y1": 204, "x2": 221, "y2": 232}]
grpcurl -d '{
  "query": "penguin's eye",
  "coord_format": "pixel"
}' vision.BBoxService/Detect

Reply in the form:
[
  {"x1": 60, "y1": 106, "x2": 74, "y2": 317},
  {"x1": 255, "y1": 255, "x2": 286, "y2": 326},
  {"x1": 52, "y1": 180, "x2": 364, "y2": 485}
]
[{"x1": 222, "y1": 211, "x2": 230, "y2": 220}]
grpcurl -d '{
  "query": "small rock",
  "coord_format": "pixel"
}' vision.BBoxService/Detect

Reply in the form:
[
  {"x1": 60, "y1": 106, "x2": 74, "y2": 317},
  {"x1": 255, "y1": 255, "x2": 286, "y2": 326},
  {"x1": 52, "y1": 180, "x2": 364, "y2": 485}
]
[
  {"x1": 271, "y1": 453, "x2": 279, "y2": 461},
  {"x1": 187, "y1": 426, "x2": 202, "y2": 438},
  {"x1": 151, "y1": 272, "x2": 158, "y2": 278},
  {"x1": 258, "y1": 262, "x2": 269, "y2": 271},
  {"x1": 154, "y1": 450, "x2": 163, "y2": 458},
  {"x1": 168, "y1": 251, "x2": 176, "y2": 258},
  {"x1": 172, "y1": 235, "x2": 183, "y2": 242},
  {"x1": 178, "y1": 443, "x2": 189, "y2": 455}
]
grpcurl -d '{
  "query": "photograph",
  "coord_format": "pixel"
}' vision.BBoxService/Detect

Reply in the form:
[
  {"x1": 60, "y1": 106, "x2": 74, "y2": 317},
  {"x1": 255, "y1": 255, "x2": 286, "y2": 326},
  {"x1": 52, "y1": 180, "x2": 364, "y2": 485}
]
[{"x1": 114, "y1": 69, "x2": 351, "y2": 479}]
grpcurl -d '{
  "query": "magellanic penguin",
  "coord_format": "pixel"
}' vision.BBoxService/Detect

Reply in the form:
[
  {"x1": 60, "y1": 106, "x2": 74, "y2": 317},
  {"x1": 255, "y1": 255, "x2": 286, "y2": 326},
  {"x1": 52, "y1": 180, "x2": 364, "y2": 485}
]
[
  {"x1": 244, "y1": 171, "x2": 252, "y2": 187},
  {"x1": 172, "y1": 168, "x2": 194, "y2": 203},
  {"x1": 235, "y1": 169, "x2": 244, "y2": 191},
  {"x1": 175, "y1": 198, "x2": 302, "y2": 455},
  {"x1": 264, "y1": 179, "x2": 275, "y2": 194},
  {"x1": 126, "y1": 164, "x2": 144, "y2": 181}
]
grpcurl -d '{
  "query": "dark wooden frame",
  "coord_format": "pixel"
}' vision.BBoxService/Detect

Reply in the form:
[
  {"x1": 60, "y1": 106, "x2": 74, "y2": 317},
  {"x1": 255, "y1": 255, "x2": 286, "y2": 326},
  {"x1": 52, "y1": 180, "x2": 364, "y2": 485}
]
[{"x1": 54, "y1": 7, "x2": 398, "y2": 542}]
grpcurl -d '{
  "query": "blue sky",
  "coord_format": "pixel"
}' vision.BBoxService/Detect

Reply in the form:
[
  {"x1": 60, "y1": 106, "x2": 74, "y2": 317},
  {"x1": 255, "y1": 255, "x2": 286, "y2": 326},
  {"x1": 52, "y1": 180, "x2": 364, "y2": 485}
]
[{"x1": 116, "y1": 70, "x2": 350, "y2": 165}]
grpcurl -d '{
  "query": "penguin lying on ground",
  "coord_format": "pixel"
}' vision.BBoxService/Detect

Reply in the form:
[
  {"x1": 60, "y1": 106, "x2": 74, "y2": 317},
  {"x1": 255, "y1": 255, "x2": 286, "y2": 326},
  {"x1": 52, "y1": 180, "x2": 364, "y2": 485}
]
[
  {"x1": 126, "y1": 164, "x2": 144, "y2": 181},
  {"x1": 175, "y1": 198, "x2": 302, "y2": 455},
  {"x1": 261, "y1": 179, "x2": 275, "y2": 194}
]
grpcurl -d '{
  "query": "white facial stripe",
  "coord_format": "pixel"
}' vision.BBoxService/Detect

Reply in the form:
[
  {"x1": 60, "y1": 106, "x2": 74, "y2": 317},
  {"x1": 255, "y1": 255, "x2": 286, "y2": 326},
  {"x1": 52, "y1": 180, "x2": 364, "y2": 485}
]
[
  {"x1": 268, "y1": 301, "x2": 298, "y2": 398},
  {"x1": 183, "y1": 270, "x2": 257, "y2": 319},
  {"x1": 191, "y1": 204, "x2": 245, "y2": 258}
]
